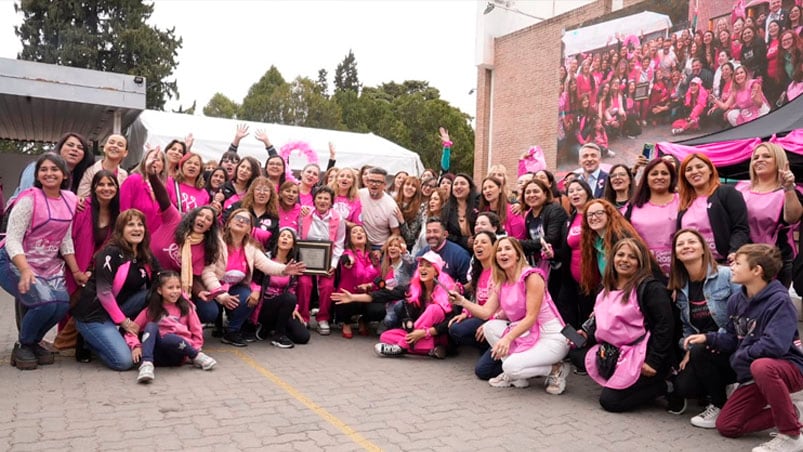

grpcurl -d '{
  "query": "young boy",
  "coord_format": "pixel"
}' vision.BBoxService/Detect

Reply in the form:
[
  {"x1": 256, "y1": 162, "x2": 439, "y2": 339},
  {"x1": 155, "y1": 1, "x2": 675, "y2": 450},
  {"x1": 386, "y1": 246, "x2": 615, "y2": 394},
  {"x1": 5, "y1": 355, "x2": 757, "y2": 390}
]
[{"x1": 685, "y1": 244, "x2": 803, "y2": 452}]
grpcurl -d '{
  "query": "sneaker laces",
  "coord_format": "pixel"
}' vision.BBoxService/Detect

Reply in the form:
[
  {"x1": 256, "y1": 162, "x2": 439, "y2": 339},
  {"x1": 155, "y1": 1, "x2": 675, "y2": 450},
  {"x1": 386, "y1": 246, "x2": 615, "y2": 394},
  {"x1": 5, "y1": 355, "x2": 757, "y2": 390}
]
[
  {"x1": 698, "y1": 404, "x2": 719, "y2": 420},
  {"x1": 761, "y1": 432, "x2": 793, "y2": 451}
]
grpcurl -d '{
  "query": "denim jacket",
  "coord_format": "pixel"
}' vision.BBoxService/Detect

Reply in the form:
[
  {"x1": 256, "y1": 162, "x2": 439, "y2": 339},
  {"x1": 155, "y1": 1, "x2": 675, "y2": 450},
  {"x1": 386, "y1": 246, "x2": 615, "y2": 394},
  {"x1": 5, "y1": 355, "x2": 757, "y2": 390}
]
[{"x1": 676, "y1": 265, "x2": 740, "y2": 348}]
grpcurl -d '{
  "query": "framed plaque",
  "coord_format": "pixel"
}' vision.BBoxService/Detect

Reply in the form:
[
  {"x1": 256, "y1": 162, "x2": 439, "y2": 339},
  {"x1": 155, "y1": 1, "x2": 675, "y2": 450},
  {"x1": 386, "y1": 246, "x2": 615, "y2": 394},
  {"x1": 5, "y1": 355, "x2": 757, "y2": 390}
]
[
  {"x1": 296, "y1": 240, "x2": 333, "y2": 275},
  {"x1": 634, "y1": 82, "x2": 650, "y2": 101}
]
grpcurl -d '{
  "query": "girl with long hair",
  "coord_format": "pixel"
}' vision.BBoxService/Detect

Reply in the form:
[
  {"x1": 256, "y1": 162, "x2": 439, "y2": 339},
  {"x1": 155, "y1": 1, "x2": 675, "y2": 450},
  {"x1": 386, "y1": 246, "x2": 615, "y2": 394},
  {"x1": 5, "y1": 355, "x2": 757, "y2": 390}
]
[
  {"x1": 478, "y1": 176, "x2": 525, "y2": 239},
  {"x1": 127, "y1": 271, "x2": 217, "y2": 384}
]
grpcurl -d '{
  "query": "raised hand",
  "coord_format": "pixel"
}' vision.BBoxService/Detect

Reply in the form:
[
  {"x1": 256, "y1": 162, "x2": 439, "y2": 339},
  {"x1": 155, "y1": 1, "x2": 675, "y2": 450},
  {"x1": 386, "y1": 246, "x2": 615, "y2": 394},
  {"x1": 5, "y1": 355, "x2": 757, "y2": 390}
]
[
  {"x1": 255, "y1": 129, "x2": 272, "y2": 147},
  {"x1": 328, "y1": 142, "x2": 336, "y2": 160},
  {"x1": 184, "y1": 133, "x2": 194, "y2": 151},
  {"x1": 283, "y1": 259, "x2": 306, "y2": 276},
  {"x1": 438, "y1": 127, "x2": 450, "y2": 143},
  {"x1": 234, "y1": 123, "x2": 250, "y2": 144}
]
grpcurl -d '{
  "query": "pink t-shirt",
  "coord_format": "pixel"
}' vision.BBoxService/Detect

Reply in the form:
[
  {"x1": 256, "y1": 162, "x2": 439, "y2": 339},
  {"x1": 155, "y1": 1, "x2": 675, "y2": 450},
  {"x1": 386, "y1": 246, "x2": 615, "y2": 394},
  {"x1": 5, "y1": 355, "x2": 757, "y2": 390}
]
[
  {"x1": 168, "y1": 177, "x2": 211, "y2": 213},
  {"x1": 629, "y1": 194, "x2": 679, "y2": 275},
  {"x1": 151, "y1": 207, "x2": 207, "y2": 275},
  {"x1": 333, "y1": 195, "x2": 362, "y2": 225},
  {"x1": 222, "y1": 245, "x2": 247, "y2": 285},
  {"x1": 502, "y1": 204, "x2": 526, "y2": 239},
  {"x1": 278, "y1": 203, "x2": 301, "y2": 231},
  {"x1": 681, "y1": 196, "x2": 722, "y2": 260},
  {"x1": 298, "y1": 189, "x2": 314, "y2": 208},
  {"x1": 566, "y1": 214, "x2": 584, "y2": 282}
]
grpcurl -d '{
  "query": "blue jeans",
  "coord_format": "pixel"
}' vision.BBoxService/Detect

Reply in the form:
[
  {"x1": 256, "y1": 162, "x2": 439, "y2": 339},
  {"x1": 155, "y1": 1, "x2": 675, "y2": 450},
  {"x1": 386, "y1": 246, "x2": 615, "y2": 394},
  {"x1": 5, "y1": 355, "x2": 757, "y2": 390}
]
[
  {"x1": 474, "y1": 349, "x2": 503, "y2": 380},
  {"x1": 225, "y1": 284, "x2": 253, "y2": 333},
  {"x1": 449, "y1": 317, "x2": 488, "y2": 352},
  {"x1": 19, "y1": 302, "x2": 69, "y2": 345},
  {"x1": 194, "y1": 297, "x2": 220, "y2": 324},
  {"x1": 140, "y1": 322, "x2": 198, "y2": 366},
  {"x1": 75, "y1": 290, "x2": 148, "y2": 371}
]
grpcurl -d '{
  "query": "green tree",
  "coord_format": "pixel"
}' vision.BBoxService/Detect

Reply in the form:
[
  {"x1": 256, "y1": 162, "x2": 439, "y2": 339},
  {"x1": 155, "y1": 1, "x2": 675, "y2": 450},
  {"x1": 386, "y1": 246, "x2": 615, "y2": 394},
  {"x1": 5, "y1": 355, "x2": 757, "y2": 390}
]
[
  {"x1": 203, "y1": 93, "x2": 239, "y2": 119},
  {"x1": 288, "y1": 77, "x2": 342, "y2": 129},
  {"x1": 14, "y1": 0, "x2": 183, "y2": 110},
  {"x1": 333, "y1": 49, "x2": 360, "y2": 94},
  {"x1": 316, "y1": 68, "x2": 329, "y2": 97},
  {"x1": 239, "y1": 66, "x2": 293, "y2": 124}
]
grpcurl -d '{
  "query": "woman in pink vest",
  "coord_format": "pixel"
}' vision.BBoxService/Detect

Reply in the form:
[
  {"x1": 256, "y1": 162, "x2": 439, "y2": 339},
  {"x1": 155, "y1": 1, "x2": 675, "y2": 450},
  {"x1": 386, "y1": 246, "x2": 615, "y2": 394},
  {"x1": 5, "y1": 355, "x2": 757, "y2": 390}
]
[
  {"x1": 168, "y1": 152, "x2": 211, "y2": 214},
  {"x1": 735, "y1": 142, "x2": 803, "y2": 287},
  {"x1": 277, "y1": 181, "x2": 302, "y2": 231},
  {"x1": 626, "y1": 158, "x2": 680, "y2": 276},
  {"x1": 200, "y1": 208, "x2": 305, "y2": 347},
  {"x1": 450, "y1": 237, "x2": 570, "y2": 394},
  {"x1": 0, "y1": 154, "x2": 81, "y2": 370},
  {"x1": 574, "y1": 238, "x2": 675, "y2": 412},
  {"x1": 297, "y1": 186, "x2": 345, "y2": 335},
  {"x1": 335, "y1": 225, "x2": 380, "y2": 338}
]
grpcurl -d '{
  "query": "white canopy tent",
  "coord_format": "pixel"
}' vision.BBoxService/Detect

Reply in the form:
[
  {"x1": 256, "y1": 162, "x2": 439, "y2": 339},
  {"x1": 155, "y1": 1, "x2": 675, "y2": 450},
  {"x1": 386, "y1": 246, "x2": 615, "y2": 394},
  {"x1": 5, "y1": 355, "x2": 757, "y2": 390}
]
[
  {"x1": 561, "y1": 11, "x2": 673, "y2": 57},
  {"x1": 127, "y1": 110, "x2": 424, "y2": 175}
]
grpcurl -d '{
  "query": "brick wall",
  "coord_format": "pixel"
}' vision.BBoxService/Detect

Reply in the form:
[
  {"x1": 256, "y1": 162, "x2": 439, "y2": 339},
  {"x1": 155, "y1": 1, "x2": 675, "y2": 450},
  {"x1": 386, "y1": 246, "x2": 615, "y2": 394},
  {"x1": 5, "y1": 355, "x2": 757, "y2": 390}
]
[{"x1": 474, "y1": 0, "x2": 650, "y2": 183}]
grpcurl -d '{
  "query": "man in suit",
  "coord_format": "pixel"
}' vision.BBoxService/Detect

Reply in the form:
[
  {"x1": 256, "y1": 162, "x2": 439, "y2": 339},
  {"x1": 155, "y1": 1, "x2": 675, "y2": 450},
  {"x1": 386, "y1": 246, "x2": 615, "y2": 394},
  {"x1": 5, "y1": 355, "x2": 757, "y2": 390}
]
[
  {"x1": 766, "y1": 0, "x2": 790, "y2": 42},
  {"x1": 575, "y1": 143, "x2": 608, "y2": 198}
]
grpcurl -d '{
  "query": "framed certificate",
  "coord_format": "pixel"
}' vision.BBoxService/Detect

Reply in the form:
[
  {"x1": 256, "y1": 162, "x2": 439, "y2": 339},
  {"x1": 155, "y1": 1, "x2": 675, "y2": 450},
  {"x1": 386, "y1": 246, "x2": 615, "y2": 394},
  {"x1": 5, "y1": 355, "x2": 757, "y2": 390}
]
[
  {"x1": 634, "y1": 82, "x2": 650, "y2": 101},
  {"x1": 296, "y1": 240, "x2": 333, "y2": 275}
]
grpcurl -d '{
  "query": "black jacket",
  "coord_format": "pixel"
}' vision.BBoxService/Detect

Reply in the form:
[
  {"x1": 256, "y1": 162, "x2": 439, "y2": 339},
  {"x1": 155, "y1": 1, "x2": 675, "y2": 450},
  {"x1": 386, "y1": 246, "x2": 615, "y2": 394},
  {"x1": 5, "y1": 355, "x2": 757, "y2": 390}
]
[{"x1": 677, "y1": 185, "x2": 750, "y2": 260}]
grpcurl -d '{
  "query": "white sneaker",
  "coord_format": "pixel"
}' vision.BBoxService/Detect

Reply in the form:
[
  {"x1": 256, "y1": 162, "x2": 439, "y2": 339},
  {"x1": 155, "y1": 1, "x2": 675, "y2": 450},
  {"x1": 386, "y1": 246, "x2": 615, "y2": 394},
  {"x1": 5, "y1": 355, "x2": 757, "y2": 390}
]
[
  {"x1": 373, "y1": 343, "x2": 404, "y2": 357},
  {"x1": 193, "y1": 352, "x2": 217, "y2": 371},
  {"x1": 690, "y1": 404, "x2": 720, "y2": 429},
  {"x1": 545, "y1": 362, "x2": 570, "y2": 395},
  {"x1": 488, "y1": 372, "x2": 530, "y2": 388},
  {"x1": 137, "y1": 361, "x2": 154, "y2": 384},
  {"x1": 317, "y1": 320, "x2": 331, "y2": 336},
  {"x1": 752, "y1": 432, "x2": 803, "y2": 452}
]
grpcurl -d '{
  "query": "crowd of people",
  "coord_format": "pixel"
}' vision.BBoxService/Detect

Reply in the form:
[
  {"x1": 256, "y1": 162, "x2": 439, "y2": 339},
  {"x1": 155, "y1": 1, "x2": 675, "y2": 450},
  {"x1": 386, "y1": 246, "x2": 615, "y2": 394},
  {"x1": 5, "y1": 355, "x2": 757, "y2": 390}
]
[
  {"x1": 4, "y1": 121, "x2": 803, "y2": 451},
  {"x1": 559, "y1": 1, "x2": 803, "y2": 161}
]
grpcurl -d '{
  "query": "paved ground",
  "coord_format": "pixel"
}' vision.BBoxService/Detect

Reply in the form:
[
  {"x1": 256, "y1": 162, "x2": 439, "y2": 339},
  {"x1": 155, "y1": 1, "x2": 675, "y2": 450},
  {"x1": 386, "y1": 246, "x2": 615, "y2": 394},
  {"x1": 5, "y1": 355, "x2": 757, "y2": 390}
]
[{"x1": 0, "y1": 291, "x2": 784, "y2": 451}]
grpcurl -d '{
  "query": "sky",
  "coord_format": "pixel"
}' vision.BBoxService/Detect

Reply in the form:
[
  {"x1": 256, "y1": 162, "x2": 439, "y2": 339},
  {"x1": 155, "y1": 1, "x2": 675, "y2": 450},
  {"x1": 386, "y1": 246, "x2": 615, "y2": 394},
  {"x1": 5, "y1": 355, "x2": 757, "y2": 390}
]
[{"x1": 0, "y1": 0, "x2": 479, "y2": 119}]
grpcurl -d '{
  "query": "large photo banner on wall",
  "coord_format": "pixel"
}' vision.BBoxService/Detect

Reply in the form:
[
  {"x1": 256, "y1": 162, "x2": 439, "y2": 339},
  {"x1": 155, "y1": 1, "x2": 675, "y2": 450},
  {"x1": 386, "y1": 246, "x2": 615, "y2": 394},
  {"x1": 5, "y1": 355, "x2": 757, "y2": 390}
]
[{"x1": 556, "y1": 0, "x2": 803, "y2": 171}]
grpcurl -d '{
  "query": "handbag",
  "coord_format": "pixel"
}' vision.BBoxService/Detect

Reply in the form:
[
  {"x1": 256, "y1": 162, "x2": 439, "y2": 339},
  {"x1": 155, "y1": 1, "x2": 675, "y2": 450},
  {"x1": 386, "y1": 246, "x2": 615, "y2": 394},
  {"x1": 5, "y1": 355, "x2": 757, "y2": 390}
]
[{"x1": 595, "y1": 342, "x2": 620, "y2": 380}]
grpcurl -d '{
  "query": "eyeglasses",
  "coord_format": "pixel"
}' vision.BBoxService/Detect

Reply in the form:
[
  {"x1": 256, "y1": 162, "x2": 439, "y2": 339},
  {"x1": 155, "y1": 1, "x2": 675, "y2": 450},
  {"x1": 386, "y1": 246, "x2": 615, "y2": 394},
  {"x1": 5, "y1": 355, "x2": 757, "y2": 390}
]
[
  {"x1": 222, "y1": 158, "x2": 240, "y2": 164},
  {"x1": 587, "y1": 210, "x2": 606, "y2": 219},
  {"x1": 366, "y1": 179, "x2": 385, "y2": 185},
  {"x1": 232, "y1": 214, "x2": 253, "y2": 225},
  {"x1": 254, "y1": 187, "x2": 271, "y2": 194}
]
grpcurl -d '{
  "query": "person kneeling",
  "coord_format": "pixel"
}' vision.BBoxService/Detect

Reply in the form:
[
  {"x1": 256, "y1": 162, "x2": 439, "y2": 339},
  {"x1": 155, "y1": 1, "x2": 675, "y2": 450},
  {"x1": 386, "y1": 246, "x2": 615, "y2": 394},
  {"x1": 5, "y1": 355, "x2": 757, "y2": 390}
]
[{"x1": 685, "y1": 245, "x2": 803, "y2": 452}]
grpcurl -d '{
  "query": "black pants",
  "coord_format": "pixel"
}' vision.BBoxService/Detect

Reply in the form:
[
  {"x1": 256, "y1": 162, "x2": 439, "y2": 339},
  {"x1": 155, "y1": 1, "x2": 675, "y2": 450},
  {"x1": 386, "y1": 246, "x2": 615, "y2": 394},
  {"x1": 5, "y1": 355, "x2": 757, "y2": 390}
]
[
  {"x1": 599, "y1": 374, "x2": 667, "y2": 413},
  {"x1": 258, "y1": 293, "x2": 310, "y2": 344},
  {"x1": 334, "y1": 301, "x2": 386, "y2": 325},
  {"x1": 555, "y1": 276, "x2": 595, "y2": 330},
  {"x1": 674, "y1": 344, "x2": 736, "y2": 408}
]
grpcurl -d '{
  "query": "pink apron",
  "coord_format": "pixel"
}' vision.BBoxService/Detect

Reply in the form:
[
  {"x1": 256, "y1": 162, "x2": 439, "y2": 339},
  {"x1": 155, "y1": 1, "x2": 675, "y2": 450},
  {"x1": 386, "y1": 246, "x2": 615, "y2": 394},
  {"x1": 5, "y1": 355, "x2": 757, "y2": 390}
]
[{"x1": 585, "y1": 289, "x2": 650, "y2": 390}]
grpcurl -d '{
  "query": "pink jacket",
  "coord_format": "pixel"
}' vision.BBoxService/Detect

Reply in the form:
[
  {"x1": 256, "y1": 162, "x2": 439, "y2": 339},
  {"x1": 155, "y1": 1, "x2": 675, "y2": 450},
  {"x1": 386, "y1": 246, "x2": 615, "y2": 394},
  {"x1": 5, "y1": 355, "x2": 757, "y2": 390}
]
[
  {"x1": 125, "y1": 302, "x2": 204, "y2": 353},
  {"x1": 684, "y1": 85, "x2": 709, "y2": 122}
]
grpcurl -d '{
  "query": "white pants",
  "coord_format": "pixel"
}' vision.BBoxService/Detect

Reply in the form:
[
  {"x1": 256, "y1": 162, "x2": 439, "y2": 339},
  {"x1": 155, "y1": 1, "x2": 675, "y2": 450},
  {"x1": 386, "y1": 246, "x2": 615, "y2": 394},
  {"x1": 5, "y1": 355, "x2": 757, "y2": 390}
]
[{"x1": 483, "y1": 318, "x2": 570, "y2": 380}]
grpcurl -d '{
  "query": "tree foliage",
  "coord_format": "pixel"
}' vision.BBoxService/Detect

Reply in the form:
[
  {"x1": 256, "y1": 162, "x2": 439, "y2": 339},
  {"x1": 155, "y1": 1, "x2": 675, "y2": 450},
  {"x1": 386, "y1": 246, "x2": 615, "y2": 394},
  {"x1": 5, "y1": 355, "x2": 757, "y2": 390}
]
[
  {"x1": 14, "y1": 0, "x2": 183, "y2": 110},
  {"x1": 333, "y1": 49, "x2": 360, "y2": 94},
  {"x1": 214, "y1": 52, "x2": 475, "y2": 173},
  {"x1": 203, "y1": 93, "x2": 239, "y2": 119}
]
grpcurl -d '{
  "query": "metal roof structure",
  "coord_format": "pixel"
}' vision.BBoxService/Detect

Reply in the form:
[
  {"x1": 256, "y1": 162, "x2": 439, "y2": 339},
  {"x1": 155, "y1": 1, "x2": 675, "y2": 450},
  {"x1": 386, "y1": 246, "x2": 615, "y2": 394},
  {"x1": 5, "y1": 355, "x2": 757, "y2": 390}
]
[{"x1": 0, "y1": 57, "x2": 146, "y2": 144}]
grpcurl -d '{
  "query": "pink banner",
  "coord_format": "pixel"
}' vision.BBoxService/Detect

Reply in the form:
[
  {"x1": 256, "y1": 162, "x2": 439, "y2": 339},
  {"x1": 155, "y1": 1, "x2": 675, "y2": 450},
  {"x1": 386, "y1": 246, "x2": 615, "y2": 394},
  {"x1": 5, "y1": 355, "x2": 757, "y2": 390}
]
[{"x1": 657, "y1": 129, "x2": 803, "y2": 167}]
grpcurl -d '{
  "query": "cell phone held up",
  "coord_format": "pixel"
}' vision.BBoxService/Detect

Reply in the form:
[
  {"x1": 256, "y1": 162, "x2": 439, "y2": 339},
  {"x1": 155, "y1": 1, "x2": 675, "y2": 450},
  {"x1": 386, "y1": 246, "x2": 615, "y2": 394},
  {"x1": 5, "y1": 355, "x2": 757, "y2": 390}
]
[
  {"x1": 560, "y1": 324, "x2": 587, "y2": 348},
  {"x1": 642, "y1": 143, "x2": 655, "y2": 160}
]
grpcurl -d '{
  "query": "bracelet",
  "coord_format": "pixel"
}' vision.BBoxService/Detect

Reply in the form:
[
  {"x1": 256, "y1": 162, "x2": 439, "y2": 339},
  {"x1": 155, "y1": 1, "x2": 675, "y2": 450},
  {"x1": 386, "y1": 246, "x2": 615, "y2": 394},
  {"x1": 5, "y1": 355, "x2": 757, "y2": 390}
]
[
  {"x1": 784, "y1": 185, "x2": 795, "y2": 192},
  {"x1": 442, "y1": 140, "x2": 453, "y2": 148}
]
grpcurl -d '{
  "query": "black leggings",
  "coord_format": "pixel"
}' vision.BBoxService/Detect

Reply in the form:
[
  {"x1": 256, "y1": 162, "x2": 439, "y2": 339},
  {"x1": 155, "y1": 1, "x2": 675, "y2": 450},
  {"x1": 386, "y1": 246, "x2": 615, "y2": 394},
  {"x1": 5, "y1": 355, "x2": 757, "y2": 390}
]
[
  {"x1": 258, "y1": 293, "x2": 309, "y2": 344},
  {"x1": 674, "y1": 344, "x2": 736, "y2": 408}
]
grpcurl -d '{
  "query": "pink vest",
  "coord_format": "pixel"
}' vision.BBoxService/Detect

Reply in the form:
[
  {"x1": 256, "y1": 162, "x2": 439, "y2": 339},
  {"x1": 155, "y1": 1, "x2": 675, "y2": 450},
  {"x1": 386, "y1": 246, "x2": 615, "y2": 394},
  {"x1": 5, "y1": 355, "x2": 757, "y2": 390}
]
[
  {"x1": 18, "y1": 188, "x2": 77, "y2": 277},
  {"x1": 736, "y1": 181, "x2": 786, "y2": 246},
  {"x1": 681, "y1": 196, "x2": 722, "y2": 260},
  {"x1": 629, "y1": 194, "x2": 679, "y2": 275},
  {"x1": 300, "y1": 209, "x2": 341, "y2": 241},
  {"x1": 498, "y1": 267, "x2": 563, "y2": 354},
  {"x1": 585, "y1": 289, "x2": 650, "y2": 390}
]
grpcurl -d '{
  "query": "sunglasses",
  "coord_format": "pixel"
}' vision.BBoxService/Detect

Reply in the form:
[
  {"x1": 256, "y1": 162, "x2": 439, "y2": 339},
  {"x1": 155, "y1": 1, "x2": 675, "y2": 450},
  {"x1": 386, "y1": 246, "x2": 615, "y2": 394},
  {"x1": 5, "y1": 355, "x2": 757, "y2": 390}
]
[{"x1": 232, "y1": 214, "x2": 252, "y2": 225}]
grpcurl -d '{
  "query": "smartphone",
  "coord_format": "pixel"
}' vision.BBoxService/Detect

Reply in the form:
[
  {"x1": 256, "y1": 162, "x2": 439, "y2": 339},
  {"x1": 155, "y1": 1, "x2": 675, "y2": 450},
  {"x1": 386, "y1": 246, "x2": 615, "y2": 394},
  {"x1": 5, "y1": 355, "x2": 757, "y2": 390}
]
[
  {"x1": 561, "y1": 324, "x2": 587, "y2": 348},
  {"x1": 642, "y1": 143, "x2": 655, "y2": 160}
]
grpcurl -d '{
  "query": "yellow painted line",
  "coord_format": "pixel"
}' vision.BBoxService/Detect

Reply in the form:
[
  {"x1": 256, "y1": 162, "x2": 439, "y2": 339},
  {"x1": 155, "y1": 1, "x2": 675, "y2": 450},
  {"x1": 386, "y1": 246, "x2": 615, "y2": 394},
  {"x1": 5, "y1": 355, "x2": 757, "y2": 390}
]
[{"x1": 225, "y1": 348, "x2": 382, "y2": 452}]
